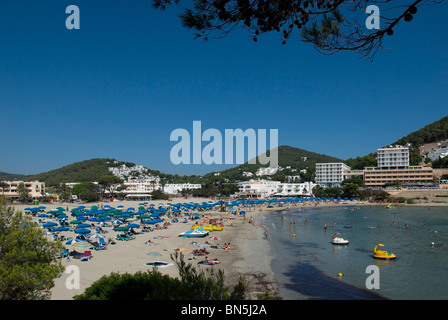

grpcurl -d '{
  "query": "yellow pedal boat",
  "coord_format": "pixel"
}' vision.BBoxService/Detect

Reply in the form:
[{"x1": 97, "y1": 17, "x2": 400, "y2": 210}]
[
  {"x1": 203, "y1": 224, "x2": 224, "y2": 231},
  {"x1": 191, "y1": 224, "x2": 224, "y2": 231},
  {"x1": 373, "y1": 244, "x2": 396, "y2": 259}
]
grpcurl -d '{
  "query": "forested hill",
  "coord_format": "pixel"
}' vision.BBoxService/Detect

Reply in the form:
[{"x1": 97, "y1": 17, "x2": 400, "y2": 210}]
[
  {"x1": 24, "y1": 159, "x2": 135, "y2": 187},
  {"x1": 204, "y1": 145, "x2": 343, "y2": 181},
  {"x1": 2, "y1": 146, "x2": 343, "y2": 185},
  {"x1": 3, "y1": 115, "x2": 447, "y2": 185},
  {"x1": 393, "y1": 115, "x2": 448, "y2": 147},
  {"x1": 345, "y1": 115, "x2": 448, "y2": 169},
  {"x1": 0, "y1": 171, "x2": 26, "y2": 181}
]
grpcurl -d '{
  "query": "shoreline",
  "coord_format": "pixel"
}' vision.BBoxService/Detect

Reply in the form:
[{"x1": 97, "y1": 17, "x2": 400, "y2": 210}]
[
  {"x1": 9, "y1": 198, "x2": 448, "y2": 300},
  {"x1": 213, "y1": 199, "x2": 448, "y2": 300},
  {"x1": 11, "y1": 198, "x2": 285, "y2": 300}
]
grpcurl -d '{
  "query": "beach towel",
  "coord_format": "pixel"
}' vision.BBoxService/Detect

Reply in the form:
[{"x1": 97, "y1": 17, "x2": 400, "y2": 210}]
[{"x1": 198, "y1": 260, "x2": 220, "y2": 265}]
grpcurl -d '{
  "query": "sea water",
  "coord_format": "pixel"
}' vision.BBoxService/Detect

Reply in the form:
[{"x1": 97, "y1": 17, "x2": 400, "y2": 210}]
[{"x1": 263, "y1": 205, "x2": 448, "y2": 300}]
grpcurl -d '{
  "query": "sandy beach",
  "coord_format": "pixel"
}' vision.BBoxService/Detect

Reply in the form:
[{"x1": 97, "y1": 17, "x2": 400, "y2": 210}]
[
  {"x1": 10, "y1": 196, "x2": 448, "y2": 300},
  {"x1": 11, "y1": 198, "x2": 285, "y2": 300}
]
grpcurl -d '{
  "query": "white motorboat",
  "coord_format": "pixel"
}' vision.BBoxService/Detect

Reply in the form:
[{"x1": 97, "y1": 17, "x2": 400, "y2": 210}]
[{"x1": 332, "y1": 233, "x2": 349, "y2": 245}]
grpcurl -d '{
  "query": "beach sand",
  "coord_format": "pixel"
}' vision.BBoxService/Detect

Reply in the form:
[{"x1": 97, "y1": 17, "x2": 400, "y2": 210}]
[{"x1": 11, "y1": 198, "x2": 282, "y2": 300}]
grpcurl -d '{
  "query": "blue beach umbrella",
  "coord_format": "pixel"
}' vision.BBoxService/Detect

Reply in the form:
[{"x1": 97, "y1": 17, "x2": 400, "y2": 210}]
[
  {"x1": 53, "y1": 226, "x2": 70, "y2": 232},
  {"x1": 42, "y1": 222, "x2": 58, "y2": 228},
  {"x1": 75, "y1": 228, "x2": 91, "y2": 234},
  {"x1": 114, "y1": 226, "x2": 129, "y2": 232},
  {"x1": 149, "y1": 213, "x2": 161, "y2": 218},
  {"x1": 77, "y1": 223, "x2": 91, "y2": 228},
  {"x1": 142, "y1": 219, "x2": 163, "y2": 225}
]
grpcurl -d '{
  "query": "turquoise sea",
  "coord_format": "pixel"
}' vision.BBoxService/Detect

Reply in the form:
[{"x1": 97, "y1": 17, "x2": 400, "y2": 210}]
[{"x1": 263, "y1": 205, "x2": 448, "y2": 300}]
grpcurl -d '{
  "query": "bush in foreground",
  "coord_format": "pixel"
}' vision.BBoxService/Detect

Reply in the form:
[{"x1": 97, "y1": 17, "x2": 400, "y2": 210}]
[
  {"x1": 74, "y1": 252, "x2": 247, "y2": 300},
  {"x1": 0, "y1": 198, "x2": 64, "y2": 299}
]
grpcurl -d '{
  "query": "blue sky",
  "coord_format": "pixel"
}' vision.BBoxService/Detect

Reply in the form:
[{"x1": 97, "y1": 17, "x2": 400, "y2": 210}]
[{"x1": 1, "y1": 1, "x2": 447, "y2": 176}]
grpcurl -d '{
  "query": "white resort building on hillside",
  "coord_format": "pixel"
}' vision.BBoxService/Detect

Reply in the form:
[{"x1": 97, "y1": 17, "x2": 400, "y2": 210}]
[
  {"x1": 377, "y1": 147, "x2": 410, "y2": 169},
  {"x1": 342, "y1": 146, "x2": 435, "y2": 187}
]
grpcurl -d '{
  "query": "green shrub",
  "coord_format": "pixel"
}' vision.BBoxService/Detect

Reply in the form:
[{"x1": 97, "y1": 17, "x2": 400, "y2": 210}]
[{"x1": 74, "y1": 252, "x2": 247, "y2": 300}]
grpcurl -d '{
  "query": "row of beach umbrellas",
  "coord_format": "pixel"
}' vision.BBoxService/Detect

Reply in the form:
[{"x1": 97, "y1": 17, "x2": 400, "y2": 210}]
[{"x1": 35, "y1": 196, "x2": 355, "y2": 235}]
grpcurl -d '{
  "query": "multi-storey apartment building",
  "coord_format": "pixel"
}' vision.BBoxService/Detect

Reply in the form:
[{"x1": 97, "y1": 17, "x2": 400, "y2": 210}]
[
  {"x1": 377, "y1": 147, "x2": 409, "y2": 169},
  {"x1": 363, "y1": 166, "x2": 434, "y2": 187},
  {"x1": 0, "y1": 181, "x2": 45, "y2": 198},
  {"x1": 315, "y1": 163, "x2": 351, "y2": 188},
  {"x1": 343, "y1": 146, "x2": 434, "y2": 187}
]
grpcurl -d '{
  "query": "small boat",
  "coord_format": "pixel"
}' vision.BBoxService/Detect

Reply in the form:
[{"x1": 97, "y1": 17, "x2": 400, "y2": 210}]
[
  {"x1": 373, "y1": 244, "x2": 396, "y2": 259},
  {"x1": 191, "y1": 224, "x2": 223, "y2": 231},
  {"x1": 202, "y1": 224, "x2": 224, "y2": 232},
  {"x1": 332, "y1": 233, "x2": 349, "y2": 245},
  {"x1": 179, "y1": 227, "x2": 209, "y2": 238}
]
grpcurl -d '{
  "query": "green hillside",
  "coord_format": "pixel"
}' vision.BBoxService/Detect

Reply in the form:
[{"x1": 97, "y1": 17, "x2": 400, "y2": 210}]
[
  {"x1": 24, "y1": 159, "x2": 135, "y2": 187},
  {"x1": 394, "y1": 115, "x2": 448, "y2": 147},
  {"x1": 4, "y1": 114, "x2": 445, "y2": 187},
  {"x1": 345, "y1": 115, "x2": 448, "y2": 169},
  {"x1": 0, "y1": 171, "x2": 26, "y2": 181},
  {"x1": 14, "y1": 146, "x2": 342, "y2": 185},
  {"x1": 205, "y1": 145, "x2": 343, "y2": 181}
]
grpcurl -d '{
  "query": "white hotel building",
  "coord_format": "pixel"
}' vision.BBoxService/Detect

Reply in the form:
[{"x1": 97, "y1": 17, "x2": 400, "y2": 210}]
[
  {"x1": 119, "y1": 182, "x2": 201, "y2": 195},
  {"x1": 237, "y1": 180, "x2": 317, "y2": 198},
  {"x1": 163, "y1": 183, "x2": 202, "y2": 195},
  {"x1": 377, "y1": 147, "x2": 409, "y2": 169},
  {"x1": 315, "y1": 163, "x2": 351, "y2": 188}
]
